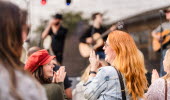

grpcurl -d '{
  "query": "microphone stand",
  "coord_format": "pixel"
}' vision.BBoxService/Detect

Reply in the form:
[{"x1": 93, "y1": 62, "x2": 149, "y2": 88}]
[
  {"x1": 159, "y1": 10, "x2": 164, "y2": 52},
  {"x1": 159, "y1": 10, "x2": 164, "y2": 77}
]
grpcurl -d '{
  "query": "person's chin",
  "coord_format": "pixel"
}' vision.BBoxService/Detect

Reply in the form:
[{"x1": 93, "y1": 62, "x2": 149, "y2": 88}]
[
  {"x1": 105, "y1": 57, "x2": 109, "y2": 63},
  {"x1": 49, "y1": 74, "x2": 53, "y2": 77}
]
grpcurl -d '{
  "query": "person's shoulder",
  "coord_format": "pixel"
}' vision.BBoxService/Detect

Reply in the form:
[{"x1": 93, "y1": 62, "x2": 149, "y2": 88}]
[
  {"x1": 16, "y1": 70, "x2": 45, "y2": 90},
  {"x1": 15, "y1": 70, "x2": 47, "y2": 100},
  {"x1": 87, "y1": 25, "x2": 93, "y2": 30},
  {"x1": 152, "y1": 78, "x2": 165, "y2": 85},
  {"x1": 162, "y1": 22, "x2": 170, "y2": 26},
  {"x1": 43, "y1": 83, "x2": 64, "y2": 97},
  {"x1": 43, "y1": 83, "x2": 63, "y2": 91},
  {"x1": 99, "y1": 66, "x2": 115, "y2": 71},
  {"x1": 60, "y1": 26, "x2": 68, "y2": 31},
  {"x1": 163, "y1": 21, "x2": 170, "y2": 24},
  {"x1": 43, "y1": 83, "x2": 64, "y2": 100},
  {"x1": 99, "y1": 66, "x2": 118, "y2": 77},
  {"x1": 155, "y1": 78, "x2": 165, "y2": 82}
]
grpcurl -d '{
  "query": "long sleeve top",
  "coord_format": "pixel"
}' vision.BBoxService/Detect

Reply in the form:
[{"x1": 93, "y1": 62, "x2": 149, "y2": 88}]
[
  {"x1": 83, "y1": 66, "x2": 131, "y2": 100},
  {"x1": 145, "y1": 78, "x2": 170, "y2": 100},
  {"x1": 0, "y1": 64, "x2": 47, "y2": 100}
]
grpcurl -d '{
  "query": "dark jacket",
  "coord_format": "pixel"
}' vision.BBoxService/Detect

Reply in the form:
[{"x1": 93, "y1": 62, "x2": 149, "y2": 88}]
[{"x1": 43, "y1": 83, "x2": 65, "y2": 100}]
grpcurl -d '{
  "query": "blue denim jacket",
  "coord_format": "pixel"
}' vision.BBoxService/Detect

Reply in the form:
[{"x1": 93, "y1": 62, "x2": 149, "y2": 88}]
[{"x1": 83, "y1": 66, "x2": 131, "y2": 100}]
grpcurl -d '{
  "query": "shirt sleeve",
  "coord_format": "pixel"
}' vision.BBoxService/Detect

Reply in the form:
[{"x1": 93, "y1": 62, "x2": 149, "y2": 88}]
[
  {"x1": 83, "y1": 68, "x2": 109, "y2": 100},
  {"x1": 152, "y1": 25, "x2": 162, "y2": 34},
  {"x1": 64, "y1": 74, "x2": 72, "y2": 89},
  {"x1": 79, "y1": 26, "x2": 92, "y2": 43},
  {"x1": 145, "y1": 78, "x2": 164, "y2": 100}
]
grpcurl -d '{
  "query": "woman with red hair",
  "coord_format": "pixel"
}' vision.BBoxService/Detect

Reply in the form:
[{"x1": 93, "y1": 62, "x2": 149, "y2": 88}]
[{"x1": 84, "y1": 30, "x2": 148, "y2": 100}]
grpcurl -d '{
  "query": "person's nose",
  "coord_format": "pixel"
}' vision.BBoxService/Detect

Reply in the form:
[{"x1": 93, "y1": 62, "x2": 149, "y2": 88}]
[
  {"x1": 51, "y1": 64, "x2": 55, "y2": 68},
  {"x1": 103, "y1": 45, "x2": 105, "y2": 50}
]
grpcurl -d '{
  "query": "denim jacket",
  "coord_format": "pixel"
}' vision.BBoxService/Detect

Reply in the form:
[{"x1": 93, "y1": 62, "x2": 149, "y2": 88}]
[{"x1": 83, "y1": 66, "x2": 131, "y2": 100}]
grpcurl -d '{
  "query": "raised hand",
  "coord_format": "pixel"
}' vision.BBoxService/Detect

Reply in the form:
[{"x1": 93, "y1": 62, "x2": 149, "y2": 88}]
[
  {"x1": 151, "y1": 69, "x2": 159, "y2": 83},
  {"x1": 89, "y1": 50, "x2": 100, "y2": 72},
  {"x1": 52, "y1": 66, "x2": 66, "y2": 83},
  {"x1": 49, "y1": 19, "x2": 57, "y2": 26}
]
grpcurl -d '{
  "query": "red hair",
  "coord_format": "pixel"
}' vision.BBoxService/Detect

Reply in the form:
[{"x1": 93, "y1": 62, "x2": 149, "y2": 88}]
[{"x1": 108, "y1": 30, "x2": 147, "y2": 100}]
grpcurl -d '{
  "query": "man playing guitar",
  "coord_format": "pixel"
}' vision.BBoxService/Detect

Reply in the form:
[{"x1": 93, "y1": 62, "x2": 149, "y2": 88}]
[
  {"x1": 79, "y1": 12, "x2": 115, "y2": 59},
  {"x1": 152, "y1": 7, "x2": 170, "y2": 76}
]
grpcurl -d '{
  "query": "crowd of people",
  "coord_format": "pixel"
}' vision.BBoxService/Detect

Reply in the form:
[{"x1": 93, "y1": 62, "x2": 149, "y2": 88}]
[{"x1": 0, "y1": 0, "x2": 170, "y2": 100}]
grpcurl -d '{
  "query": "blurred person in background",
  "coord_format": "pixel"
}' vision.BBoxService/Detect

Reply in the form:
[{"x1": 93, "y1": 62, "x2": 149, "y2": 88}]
[
  {"x1": 42, "y1": 13, "x2": 68, "y2": 65},
  {"x1": 0, "y1": 1, "x2": 47, "y2": 100},
  {"x1": 151, "y1": 7, "x2": 170, "y2": 77},
  {"x1": 145, "y1": 48, "x2": 170, "y2": 100},
  {"x1": 79, "y1": 12, "x2": 107, "y2": 59}
]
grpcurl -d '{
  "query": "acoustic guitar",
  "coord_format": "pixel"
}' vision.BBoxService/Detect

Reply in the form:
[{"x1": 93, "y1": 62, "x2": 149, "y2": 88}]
[
  {"x1": 79, "y1": 22, "x2": 124, "y2": 58},
  {"x1": 152, "y1": 30, "x2": 170, "y2": 52}
]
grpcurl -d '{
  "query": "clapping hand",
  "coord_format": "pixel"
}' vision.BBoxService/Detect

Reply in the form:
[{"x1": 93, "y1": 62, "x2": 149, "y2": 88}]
[
  {"x1": 151, "y1": 69, "x2": 159, "y2": 83},
  {"x1": 52, "y1": 66, "x2": 66, "y2": 83}
]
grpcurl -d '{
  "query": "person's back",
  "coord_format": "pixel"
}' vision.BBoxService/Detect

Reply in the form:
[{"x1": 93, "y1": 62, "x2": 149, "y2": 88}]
[{"x1": 0, "y1": 64, "x2": 47, "y2": 100}]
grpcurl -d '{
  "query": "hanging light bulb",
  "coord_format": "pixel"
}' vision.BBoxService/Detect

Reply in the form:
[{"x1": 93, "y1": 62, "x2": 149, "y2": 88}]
[
  {"x1": 41, "y1": 0, "x2": 47, "y2": 5},
  {"x1": 66, "y1": 0, "x2": 71, "y2": 6}
]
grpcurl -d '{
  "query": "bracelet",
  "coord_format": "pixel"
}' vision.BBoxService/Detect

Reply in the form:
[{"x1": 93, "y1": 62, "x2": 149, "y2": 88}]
[{"x1": 89, "y1": 71, "x2": 97, "y2": 75}]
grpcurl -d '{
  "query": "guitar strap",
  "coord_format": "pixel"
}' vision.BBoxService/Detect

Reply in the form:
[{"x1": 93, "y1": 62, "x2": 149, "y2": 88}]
[
  {"x1": 91, "y1": 26, "x2": 95, "y2": 46},
  {"x1": 91, "y1": 26, "x2": 95, "y2": 36}
]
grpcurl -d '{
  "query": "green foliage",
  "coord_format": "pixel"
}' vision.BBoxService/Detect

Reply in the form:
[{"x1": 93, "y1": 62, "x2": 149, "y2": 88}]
[{"x1": 62, "y1": 11, "x2": 89, "y2": 36}]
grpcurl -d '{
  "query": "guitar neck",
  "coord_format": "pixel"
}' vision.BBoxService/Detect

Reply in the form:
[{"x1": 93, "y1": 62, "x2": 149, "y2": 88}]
[
  {"x1": 165, "y1": 32, "x2": 170, "y2": 37},
  {"x1": 95, "y1": 29, "x2": 111, "y2": 41},
  {"x1": 93, "y1": 21, "x2": 124, "y2": 42}
]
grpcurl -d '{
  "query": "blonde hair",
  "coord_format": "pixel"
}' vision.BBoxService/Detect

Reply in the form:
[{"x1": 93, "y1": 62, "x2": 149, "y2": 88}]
[
  {"x1": 163, "y1": 49, "x2": 170, "y2": 79},
  {"x1": 81, "y1": 65, "x2": 91, "y2": 83},
  {"x1": 164, "y1": 49, "x2": 170, "y2": 70},
  {"x1": 108, "y1": 30, "x2": 148, "y2": 100}
]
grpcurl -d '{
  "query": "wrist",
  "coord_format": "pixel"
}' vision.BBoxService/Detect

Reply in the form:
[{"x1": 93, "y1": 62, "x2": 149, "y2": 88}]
[
  {"x1": 90, "y1": 68, "x2": 97, "y2": 72},
  {"x1": 89, "y1": 71, "x2": 97, "y2": 75}
]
